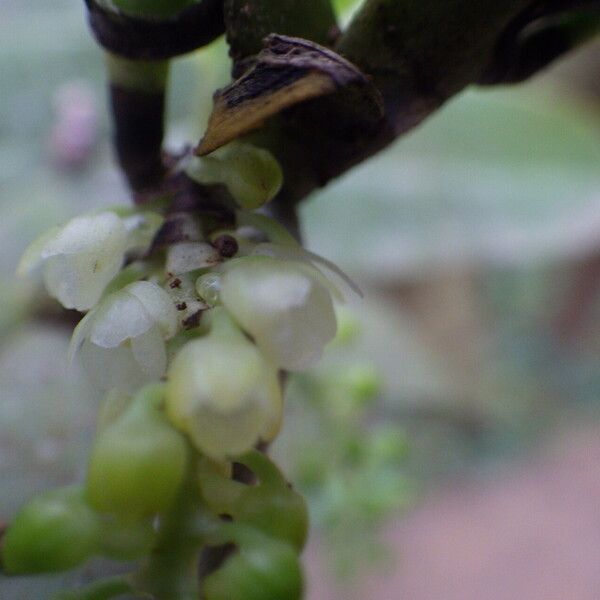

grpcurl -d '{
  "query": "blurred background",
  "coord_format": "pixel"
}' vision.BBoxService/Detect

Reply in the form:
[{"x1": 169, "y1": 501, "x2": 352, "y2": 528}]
[{"x1": 1, "y1": 1, "x2": 599, "y2": 598}]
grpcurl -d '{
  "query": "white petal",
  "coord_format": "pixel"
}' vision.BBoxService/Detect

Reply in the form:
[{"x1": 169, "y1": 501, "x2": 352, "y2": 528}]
[
  {"x1": 220, "y1": 257, "x2": 337, "y2": 371},
  {"x1": 166, "y1": 242, "x2": 221, "y2": 275},
  {"x1": 131, "y1": 326, "x2": 168, "y2": 378},
  {"x1": 88, "y1": 291, "x2": 153, "y2": 348},
  {"x1": 16, "y1": 226, "x2": 62, "y2": 276},
  {"x1": 68, "y1": 309, "x2": 96, "y2": 363},
  {"x1": 43, "y1": 251, "x2": 119, "y2": 311},
  {"x1": 127, "y1": 281, "x2": 178, "y2": 339},
  {"x1": 78, "y1": 339, "x2": 154, "y2": 393},
  {"x1": 39, "y1": 213, "x2": 127, "y2": 310},
  {"x1": 41, "y1": 212, "x2": 126, "y2": 258},
  {"x1": 252, "y1": 242, "x2": 362, "y2": 298}
]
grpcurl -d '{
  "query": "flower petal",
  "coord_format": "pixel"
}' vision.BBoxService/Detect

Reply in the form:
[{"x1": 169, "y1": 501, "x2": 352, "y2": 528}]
[
  {"x1": 131, "y1": 326, "x2": 168, "y2": 378},
  {"x1": 127, "y1": 281, "x2": 178, "y2": 339},
  {"x1": 88, "y1": 291, "x2": 153, "y2": 348},
  {"x1": 166, "y1": 242, "x2": 221, "y2": 275},
  {"x1": 220, "y1": 257, "x2": 337, "y2": 371}
]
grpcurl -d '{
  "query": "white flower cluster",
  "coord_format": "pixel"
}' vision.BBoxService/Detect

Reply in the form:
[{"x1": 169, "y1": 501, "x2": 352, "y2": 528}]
[{"x1": 19, "y1": 149, "x2": 354, "y2": 461}]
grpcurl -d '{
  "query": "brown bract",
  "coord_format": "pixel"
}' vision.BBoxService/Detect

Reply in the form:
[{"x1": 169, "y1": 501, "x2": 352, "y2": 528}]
[{"x1": 195, "y1": 34, "x2": 384, "y2": 156}]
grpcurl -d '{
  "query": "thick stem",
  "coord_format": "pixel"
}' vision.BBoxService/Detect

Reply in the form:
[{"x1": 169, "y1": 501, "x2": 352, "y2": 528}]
[
  {"x1": 243, "y1": 0, "x2": 572, "y2": 209},
  {"x1": 224, "y1": 0, "x2": 337, "y2": 63},
  {"x1": 84, "y1": 0, "x2": 225, "y2": 60}
]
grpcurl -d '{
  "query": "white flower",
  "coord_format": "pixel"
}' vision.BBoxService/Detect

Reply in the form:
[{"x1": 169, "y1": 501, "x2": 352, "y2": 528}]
[
  {"x1": 219, "y1": 256, "x2": 337, "y2": 371},
  {"x1": 166, "y1": 309, "x2": 282, "y2": 461},
  {"x1": 70, "y1": 281, "x2": 177, "y2": 392},
  {"x1": 18, "y1": 212, "x2": 128, "y2": 311}
]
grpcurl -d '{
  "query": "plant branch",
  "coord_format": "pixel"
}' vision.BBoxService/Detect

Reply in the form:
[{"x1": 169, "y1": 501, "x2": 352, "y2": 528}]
[
  {"x1": 137, "y1": 470, "x2": 205, "y2": 600},
  {"x1": 224, "y1": 0, "x2": 337, "y2": 64},
  {"x1": 84, "y1": 0, "x2": 225, "y2": 60},
  {"x1": 229, "y1": 0, "x2": 598, "y2": 209}
]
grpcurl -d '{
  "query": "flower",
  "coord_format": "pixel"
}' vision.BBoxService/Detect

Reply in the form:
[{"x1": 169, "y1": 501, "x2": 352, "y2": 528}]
[
  {"x1": 70, "y1": 281, "x2": 177, "y2": 391},
  {"x1": 166, "y1": 309, "x2": 282, "y2": 461},
  {"x1": 18, "y1": 212, "x2": 128, "y2": 311},
  {"x1": 219, "y1": 256, "x2": 337, "y2": 371}
]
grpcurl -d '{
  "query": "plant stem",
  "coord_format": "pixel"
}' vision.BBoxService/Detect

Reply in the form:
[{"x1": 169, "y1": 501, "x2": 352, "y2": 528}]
[
  {"x1": 224, "y1": 0, "x2": 337, "y2": 63},
  {"x1": 137, "y1": 468, "x2": 205, "y2": 600},
  {"x1": 105, "y1": 54, "x2": 169, "y2": 192}
]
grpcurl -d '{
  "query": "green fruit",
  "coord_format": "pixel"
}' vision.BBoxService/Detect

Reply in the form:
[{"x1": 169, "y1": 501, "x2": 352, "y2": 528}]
[
  {"x1": 2, "y1": 486, "x2": 99, "y2": 574},
  {"x1": 204, "y1": 530, "x2": 302, "y2": 600},
  {"x1": 86, "y1": 384, "x2": 188, "y2": 519}
]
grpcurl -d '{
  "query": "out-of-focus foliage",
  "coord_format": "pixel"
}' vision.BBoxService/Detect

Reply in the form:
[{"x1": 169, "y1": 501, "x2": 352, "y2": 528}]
[{"x1": 273, "y1": 310, "x2": 414, "y2": 576}]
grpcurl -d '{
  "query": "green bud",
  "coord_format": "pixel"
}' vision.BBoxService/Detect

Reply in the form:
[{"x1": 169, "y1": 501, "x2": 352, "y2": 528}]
[
  {"x1": 187, "y1": 143, "x2": 283, "y2": 210},
  {"x1": 234, "y1": 452, "x2": 308, "y2": 550},
  {"x1": 199, "y1": 451, "x2": 308, "y2": 550},
  {"x1": 86, "y1": 384, "x2": 188, "y2": 519},
  {"x1": 166, "y1": 309, "x2": 282, "y2": 461},
  {"x1": 2, "y1": 486, "x2": 99, "y2": 574},
  {"x1": 203, "y1": 528, "x2": 302, "y2": 600}
]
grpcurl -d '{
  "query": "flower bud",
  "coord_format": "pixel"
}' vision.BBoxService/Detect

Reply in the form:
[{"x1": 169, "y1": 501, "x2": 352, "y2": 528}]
[
  {"x1": 187, "y1": 143, "x2": 283, "y2": 210},
  {"x1": 203, "y1": 527, "x2": 302, "y2": 600},
  {"x1": 70, "y1": 281, "x2": 178, "y2": 391},
  {"x1": 2, "y1": 486, "x2": 99, "y2": 574},
  {"x1": 200, "y1": 451, "x2": 308, "y2": 550},
  {"x1": 166, "y1": 309, "x2": 282, "y2": 461},
  {"x1": 220, "y1": 256, "x2": 337, "y2": 371},
  {"x1": 86, "y1": 385, "x2": 188, "y2": 519},
  {"x1": 17, "y1": 212, "x2": 127, "y2": 311}
]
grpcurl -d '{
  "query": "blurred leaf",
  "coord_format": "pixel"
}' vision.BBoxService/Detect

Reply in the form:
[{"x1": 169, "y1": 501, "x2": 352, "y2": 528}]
[{"x1": 302, "y1": 87, "x2": 600, "y2": 281}]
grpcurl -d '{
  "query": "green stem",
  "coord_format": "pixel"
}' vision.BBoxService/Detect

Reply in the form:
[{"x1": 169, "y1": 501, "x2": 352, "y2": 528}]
[
  {"x1": 336, "y1": 0, "x2": 531, "y2": 112},
  {"x1": 224, "y1": 0, "x2": 337, "y2": 62},
  {"x1": 137, "y1": 466, "x2": 205, "y2": 600}
]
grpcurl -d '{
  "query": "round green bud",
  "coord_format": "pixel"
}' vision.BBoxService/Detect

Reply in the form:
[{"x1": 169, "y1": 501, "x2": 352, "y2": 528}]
[
  {"x1": 187, "y1": 143, "x2": 283, "y2": 210},
  {"x1": 199, "y1": 452, "x2": 308, "y2": 550},
  {"x1": 2, "y1": 486, "x2": 99, "y2": 574},
  {"x1": 235, "y1": 452, "x2": 308, "y2": 550},
  {"x1": 203, "y1": 530, "x2": 302, "y2": 600},
  {"x1": 86, "y1": 385, "x2": 188, "y2": 519}
]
